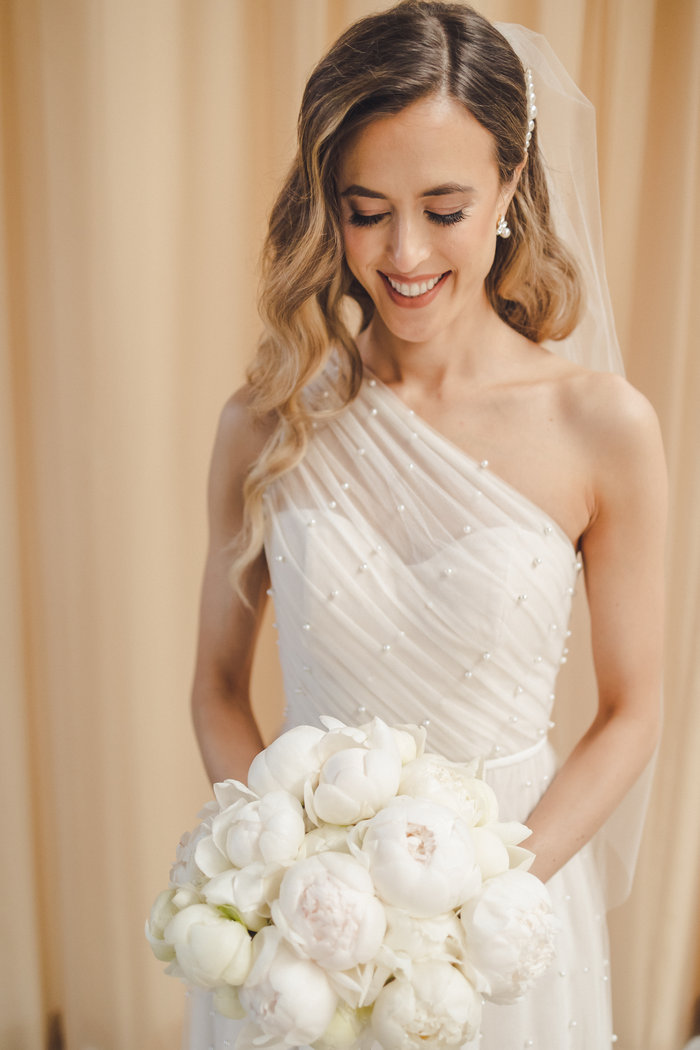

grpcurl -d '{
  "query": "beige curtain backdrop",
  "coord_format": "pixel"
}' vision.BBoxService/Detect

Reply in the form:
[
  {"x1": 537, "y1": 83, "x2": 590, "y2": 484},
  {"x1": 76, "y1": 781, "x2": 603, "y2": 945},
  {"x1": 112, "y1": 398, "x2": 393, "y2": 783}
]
[{"x1": 1, "y1": 1, "x2": 698, "y2": 1048}]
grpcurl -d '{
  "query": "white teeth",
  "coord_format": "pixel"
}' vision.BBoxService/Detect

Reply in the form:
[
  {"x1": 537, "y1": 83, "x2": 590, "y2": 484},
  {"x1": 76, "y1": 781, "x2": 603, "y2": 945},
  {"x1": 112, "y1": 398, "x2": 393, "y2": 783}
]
[{"x1": 387, "y1": 274, "x2": 442, "y2": 297}]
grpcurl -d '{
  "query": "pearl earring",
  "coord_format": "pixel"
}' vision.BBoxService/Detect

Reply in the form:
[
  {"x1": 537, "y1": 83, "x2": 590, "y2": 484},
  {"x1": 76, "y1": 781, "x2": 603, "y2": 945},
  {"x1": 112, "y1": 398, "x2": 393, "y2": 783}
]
[{"x1": 496, "y1": 215, "x2": 511, "y2": 239}]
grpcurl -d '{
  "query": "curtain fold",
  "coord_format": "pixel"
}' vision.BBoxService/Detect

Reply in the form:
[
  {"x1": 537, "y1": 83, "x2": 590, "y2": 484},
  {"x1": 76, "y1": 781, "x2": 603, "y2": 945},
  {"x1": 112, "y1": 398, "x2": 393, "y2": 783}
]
[{"x1": 1, "y1": 2, "x2": 697, "y2": 1048}]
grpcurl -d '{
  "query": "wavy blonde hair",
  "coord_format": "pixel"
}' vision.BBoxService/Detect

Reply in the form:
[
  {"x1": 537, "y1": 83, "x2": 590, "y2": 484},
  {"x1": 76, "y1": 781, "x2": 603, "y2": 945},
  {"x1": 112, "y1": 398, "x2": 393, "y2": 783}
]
[{"x1": 232, "y1": 0, "x2": 582, "y2": 594}]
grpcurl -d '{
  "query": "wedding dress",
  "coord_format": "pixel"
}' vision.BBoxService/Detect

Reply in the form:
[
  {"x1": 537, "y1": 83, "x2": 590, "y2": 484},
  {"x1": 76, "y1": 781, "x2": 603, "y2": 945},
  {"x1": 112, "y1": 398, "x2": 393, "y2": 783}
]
[{"x1": 184, "y1": 367, "x2": 615, "y2": 1049}]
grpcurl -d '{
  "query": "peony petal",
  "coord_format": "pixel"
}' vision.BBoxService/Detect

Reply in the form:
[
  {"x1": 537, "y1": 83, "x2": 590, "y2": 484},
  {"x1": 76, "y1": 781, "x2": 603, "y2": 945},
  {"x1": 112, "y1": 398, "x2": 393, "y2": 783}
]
[
  {"x1": 460, "y1": 869, "x2": 558, "y2": 1004},
  {"x1": 361, "y1": 797, "x2": 481, "y2": 917},
  {"x1": 371, "y1": 961, "x2": 481, "y2": 1050},
  {"x1": 239, "y1": 926, "x2": 338, "y2": 1045},
  {"x1": 271, "y1": 852, "x2": 386, "y2": 971},
  {"x1": 247, "y1": 726, "x2": 325, "y2": 801}
]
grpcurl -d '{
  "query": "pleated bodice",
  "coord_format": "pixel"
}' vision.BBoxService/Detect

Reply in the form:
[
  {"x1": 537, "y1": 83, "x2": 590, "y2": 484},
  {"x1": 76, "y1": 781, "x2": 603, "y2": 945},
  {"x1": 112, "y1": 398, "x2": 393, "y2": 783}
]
[{"x1": 264, "y1": 371, "x2": 581, "y2": 764}]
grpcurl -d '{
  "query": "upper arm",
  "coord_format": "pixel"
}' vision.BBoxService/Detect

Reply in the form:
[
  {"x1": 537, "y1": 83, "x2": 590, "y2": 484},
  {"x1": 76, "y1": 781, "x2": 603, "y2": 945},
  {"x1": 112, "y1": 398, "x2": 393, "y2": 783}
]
[
  {"x1": 192, "y1": 388, "x2": 275, "y2": 702},
  {"x1": 578, "y1": 375, "x2": 666, "y2": 729}
]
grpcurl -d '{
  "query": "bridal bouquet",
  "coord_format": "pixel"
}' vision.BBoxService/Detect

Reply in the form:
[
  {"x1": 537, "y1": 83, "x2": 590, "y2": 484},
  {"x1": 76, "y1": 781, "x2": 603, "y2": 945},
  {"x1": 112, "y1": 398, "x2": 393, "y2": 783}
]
[{"x1": 146, "y1": 717, "x2": 558, "y2": 1050}]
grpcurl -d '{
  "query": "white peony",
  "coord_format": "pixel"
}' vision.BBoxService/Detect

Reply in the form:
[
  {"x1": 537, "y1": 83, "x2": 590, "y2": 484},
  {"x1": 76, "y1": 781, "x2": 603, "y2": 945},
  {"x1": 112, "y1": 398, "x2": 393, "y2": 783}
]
[
  {"x1": 169, "y1": 801, "x2": 218, "y2": 888},
  {"x1": 145, "y1": 889, "x2": 179, "y2": 962},
  {"x1": 380, "y1": 905, "x2": 467, "y2": 972},
  {"x1": 192, "y1": 782, "x2": 261, "y2": 877},
  {"x1": 370, "y1": 961, "x2": 482, "y2": 1050},
  {"x1": 308, "y1": 744, "x2": 402, "y2": 825},
  {"x1": 218, "y1": 790, "x2": 306, "y2": 868},
  {"x1": 163, "y1": 902, "x2": 252, "y2": 987},
  {"x1": 328, "y1": 957, "x2": 392, "y2": 1010},
  {"x1": 399, "y1": 754, "x2": 498, "y2": 826},
  {"x1": 384, "y1": 722, "x2": 427, "y2": 765},
  {"x1": 203, "y1": 862, "x2": 283, "y2": 932},
  {"x1": 298, "y1": 822, "x2": 351, "y2": 857},
  {"x1": 238, "y1": 926, "x2": 338, "y2": 1046},
  {"x1": 460, "y1": 868, "x2": 559, "y2": 1003},
  {"x1": 247, "y1": 725, "x2": 325, "y2": 800},
  {"x1": 213, "y1": 779, "x2": 259, "y2": 809},
  {"x1": 471, "y1": 822, "x2": 533, "y2": 880},
  {"x1": 359, "y1": 797, "x2": 481, "y2": 917},
  {"x1": 271, "y1": 852, "x2": 386, "y2": 971},
  {"x1": 317, "y1": 715, "x2": 419, "y2": 764}
]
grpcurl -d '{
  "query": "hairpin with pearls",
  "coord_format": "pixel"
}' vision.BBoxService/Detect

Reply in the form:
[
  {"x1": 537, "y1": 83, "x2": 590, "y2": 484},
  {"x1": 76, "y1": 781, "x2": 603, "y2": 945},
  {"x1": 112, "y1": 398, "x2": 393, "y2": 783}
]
[{"x1": 524, "y1": 68, "x2": 537, "y2": 151}]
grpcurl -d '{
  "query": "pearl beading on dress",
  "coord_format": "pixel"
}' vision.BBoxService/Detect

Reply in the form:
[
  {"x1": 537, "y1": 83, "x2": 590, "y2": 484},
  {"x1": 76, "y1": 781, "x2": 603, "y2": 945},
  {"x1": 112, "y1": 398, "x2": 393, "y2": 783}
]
[
  {"x1": 266, "y1": 379, "x2": 582, "y2": 768},
  {"x1": 247, "y1": 371, "x2": 619, "y2": 1050}
]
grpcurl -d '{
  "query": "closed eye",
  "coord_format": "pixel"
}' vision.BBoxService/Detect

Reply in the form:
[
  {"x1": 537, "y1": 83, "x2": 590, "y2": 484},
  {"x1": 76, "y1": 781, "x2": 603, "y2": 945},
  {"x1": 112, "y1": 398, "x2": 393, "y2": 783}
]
[
  {"x1": 348, "y1": 211, "x2": 387, "y2": 227},
  {"x1": 427, "y1": 209, "x2": 466, "y2": 226},
  {"x1": 348, "y1": 209, "x2": 467, "y2": 228}
]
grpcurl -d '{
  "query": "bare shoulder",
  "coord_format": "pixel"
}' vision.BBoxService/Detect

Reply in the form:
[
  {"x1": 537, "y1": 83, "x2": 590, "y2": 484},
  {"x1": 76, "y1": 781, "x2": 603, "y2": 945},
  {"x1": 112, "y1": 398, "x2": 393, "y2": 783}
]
[
  {"x1": 550, "y1": 367, "x2": 666, "y2": 534},
  {"x1": 557, "y1": 368, "x2": 664, "y2": 468},
  {"x1": 215, "y1": 385, "x2": 277, "y2": 461},
  {"x1": 210, "y1": 387, "x2": 276, "y2": 482},
  {"x1": 207, "y1": 386, "x2": 277, "y2": 526}
]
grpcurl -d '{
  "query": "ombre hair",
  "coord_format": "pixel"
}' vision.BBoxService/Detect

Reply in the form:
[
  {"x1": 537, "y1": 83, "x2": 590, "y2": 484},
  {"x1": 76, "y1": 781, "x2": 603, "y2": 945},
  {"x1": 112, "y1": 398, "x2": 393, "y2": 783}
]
[{"x1": 232, "y1": 0, "x2": 582, "y2": 593}]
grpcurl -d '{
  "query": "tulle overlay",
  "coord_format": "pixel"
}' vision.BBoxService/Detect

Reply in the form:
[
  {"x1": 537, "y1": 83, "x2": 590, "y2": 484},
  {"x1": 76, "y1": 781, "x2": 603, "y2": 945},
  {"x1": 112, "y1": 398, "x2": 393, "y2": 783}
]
[{"x1": 185, "y1": 372, "x2": 614, "y2": 1048}]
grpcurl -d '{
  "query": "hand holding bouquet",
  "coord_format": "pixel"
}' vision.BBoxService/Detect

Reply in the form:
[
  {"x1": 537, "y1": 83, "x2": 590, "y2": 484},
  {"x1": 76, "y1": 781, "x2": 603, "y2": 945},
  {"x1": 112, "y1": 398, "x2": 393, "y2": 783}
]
[{"x1": 146, "y1": 717, "x2": 558, "y2": 1050}]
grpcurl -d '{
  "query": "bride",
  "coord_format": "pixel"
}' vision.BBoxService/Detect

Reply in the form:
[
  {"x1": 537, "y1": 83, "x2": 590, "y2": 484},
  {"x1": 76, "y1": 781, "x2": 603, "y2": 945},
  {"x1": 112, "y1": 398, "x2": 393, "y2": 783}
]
[{"x1": 187, "y1": 2, "x2": 665, "y2": 1047}]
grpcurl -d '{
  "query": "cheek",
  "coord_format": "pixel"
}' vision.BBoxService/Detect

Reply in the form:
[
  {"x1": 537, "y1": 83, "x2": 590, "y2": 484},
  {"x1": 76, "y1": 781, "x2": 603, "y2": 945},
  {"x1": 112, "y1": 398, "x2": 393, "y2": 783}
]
[
  {"x1": 342, "y1": 226, "x2": 368, "y2": 265},
  {"x1": 342, "y1": 227, "x2": 378, "y2": 288}
]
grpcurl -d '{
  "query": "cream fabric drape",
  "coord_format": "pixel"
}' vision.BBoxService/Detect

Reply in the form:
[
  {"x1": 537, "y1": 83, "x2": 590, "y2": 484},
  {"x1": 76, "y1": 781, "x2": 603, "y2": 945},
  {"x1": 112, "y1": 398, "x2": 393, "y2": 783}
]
[{"x1": 1, "y1": 2, "x2": 698, "y2": 1049}]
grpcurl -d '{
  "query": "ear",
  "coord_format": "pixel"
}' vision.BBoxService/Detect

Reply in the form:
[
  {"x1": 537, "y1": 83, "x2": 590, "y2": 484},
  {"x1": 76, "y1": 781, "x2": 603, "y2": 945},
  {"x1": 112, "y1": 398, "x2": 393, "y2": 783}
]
[{"x1": 500, "y1": 159, "x2": 526, "y2": 212}]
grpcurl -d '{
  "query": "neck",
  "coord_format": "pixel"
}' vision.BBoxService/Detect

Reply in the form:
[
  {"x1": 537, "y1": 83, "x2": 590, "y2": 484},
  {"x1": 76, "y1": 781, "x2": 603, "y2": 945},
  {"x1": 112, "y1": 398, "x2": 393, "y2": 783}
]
[{"x1": 358, "y1": 293, "x2": 511, "y2": 393}]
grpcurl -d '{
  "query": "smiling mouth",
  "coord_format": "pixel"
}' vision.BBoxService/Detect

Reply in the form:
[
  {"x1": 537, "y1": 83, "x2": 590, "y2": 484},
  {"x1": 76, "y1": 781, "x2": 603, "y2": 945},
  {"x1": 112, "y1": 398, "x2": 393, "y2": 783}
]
[{"x1": 380, "y1": 270, "x2": 450, "y2": 303}]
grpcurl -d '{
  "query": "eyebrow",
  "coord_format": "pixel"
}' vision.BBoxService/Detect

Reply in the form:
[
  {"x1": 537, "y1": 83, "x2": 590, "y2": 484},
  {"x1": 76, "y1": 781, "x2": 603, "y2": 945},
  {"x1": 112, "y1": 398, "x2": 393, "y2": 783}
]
[{"x1": 340, "y1": 182, "x2": 475, "y2": 199}]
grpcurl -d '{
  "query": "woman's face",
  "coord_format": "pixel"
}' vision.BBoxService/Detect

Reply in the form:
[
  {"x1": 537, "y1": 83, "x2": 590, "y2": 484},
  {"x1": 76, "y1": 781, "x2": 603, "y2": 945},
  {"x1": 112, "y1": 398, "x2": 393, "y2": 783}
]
[{"x1": 337, "y1": 94, "x2": 515, "y2": 348}]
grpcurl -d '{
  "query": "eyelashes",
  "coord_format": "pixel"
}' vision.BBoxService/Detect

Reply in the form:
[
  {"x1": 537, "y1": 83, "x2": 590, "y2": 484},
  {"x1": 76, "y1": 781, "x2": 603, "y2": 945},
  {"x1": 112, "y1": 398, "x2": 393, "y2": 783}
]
[
  {"x1": 348, "y1": 211, "x2": 385, "y2": 228},
  {"x1": 428, "y1": 209, "x2": 467, "y2": 227},
  {"x1": 348, "y1": 209, "x2": 467, "y2": 228}
]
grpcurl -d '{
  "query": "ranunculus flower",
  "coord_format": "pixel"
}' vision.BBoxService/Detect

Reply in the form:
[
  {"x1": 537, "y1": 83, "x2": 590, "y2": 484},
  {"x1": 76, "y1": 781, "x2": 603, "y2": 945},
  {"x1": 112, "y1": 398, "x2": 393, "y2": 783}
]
[
  {"x1": 238, "y1": 926, "x2": 337, "y2": 1046},
  {"x1": 203, "y1": 862, "x2": 283, "y2": 932},
  {"x1": 359, "y1": 797, "x2": 481, "y2": 917},
  {"x1": 247, "y1": 725, "x2": 325, "y2": 800},
  {"x1": 370, "y1": 961, "x2": 482, "y2": 1050},
  {"x1": 218, "y1": 790, "x2": 306, "y2": 868},
  {"x1": 399, "y1": 754, "x2": 498, "y2": 826},
  {"x1": 271, "y1": 852, "x2": 386, "y2": 970},
  {"x1": 460, "y1": 868, "x2": 558, "y2": 1003},
  {"x1": 164, "y1": 903, "x2": 252, "y2": 987}
]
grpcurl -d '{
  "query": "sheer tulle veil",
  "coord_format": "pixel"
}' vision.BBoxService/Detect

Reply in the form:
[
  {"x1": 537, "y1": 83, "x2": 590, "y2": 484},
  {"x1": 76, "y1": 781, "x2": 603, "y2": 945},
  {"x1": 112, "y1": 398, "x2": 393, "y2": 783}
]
[
  {"x1": 496, "y1": 24, "x2": 624, "y2": 375},
  {"x1": 499, "y1": 23, "x2": 656, "y2": 909}
]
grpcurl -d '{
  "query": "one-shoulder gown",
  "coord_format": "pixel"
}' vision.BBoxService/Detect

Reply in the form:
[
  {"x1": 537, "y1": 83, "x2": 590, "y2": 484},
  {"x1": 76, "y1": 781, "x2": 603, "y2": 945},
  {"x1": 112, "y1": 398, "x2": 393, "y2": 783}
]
[{"x1": 185, "y1": 371, "x2": 615, "y2": 1050}]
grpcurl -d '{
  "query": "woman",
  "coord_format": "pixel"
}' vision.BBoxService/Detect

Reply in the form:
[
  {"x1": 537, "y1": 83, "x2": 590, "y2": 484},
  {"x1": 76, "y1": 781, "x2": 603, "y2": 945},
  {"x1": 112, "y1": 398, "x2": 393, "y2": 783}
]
[{"x1": 188, "y1": 2, "x2": 665, "y2": 1047}]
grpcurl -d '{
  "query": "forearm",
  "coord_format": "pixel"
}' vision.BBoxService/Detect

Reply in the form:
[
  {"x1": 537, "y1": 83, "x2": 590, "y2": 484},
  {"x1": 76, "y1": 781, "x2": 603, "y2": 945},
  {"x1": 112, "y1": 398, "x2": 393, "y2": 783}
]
[
  {"x1": 192, "y1": 682, "x2": 265, "y2": 786},
  {"x1": 525, "y1": 705, "x2": 659, "y2": 883}
]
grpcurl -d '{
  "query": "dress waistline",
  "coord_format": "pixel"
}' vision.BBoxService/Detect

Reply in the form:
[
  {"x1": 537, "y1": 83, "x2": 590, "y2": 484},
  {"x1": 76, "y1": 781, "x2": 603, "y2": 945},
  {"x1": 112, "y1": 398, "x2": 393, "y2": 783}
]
[{"x1": 482, "y1": 735, "x2": 548, "y2": 770}]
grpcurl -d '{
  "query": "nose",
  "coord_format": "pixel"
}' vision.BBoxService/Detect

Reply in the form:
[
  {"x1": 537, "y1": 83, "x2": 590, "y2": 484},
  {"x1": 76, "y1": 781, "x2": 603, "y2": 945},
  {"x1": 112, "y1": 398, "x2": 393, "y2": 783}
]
[{"x1": 386, "y1": 214, "x2": 431, "y2": 275}]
